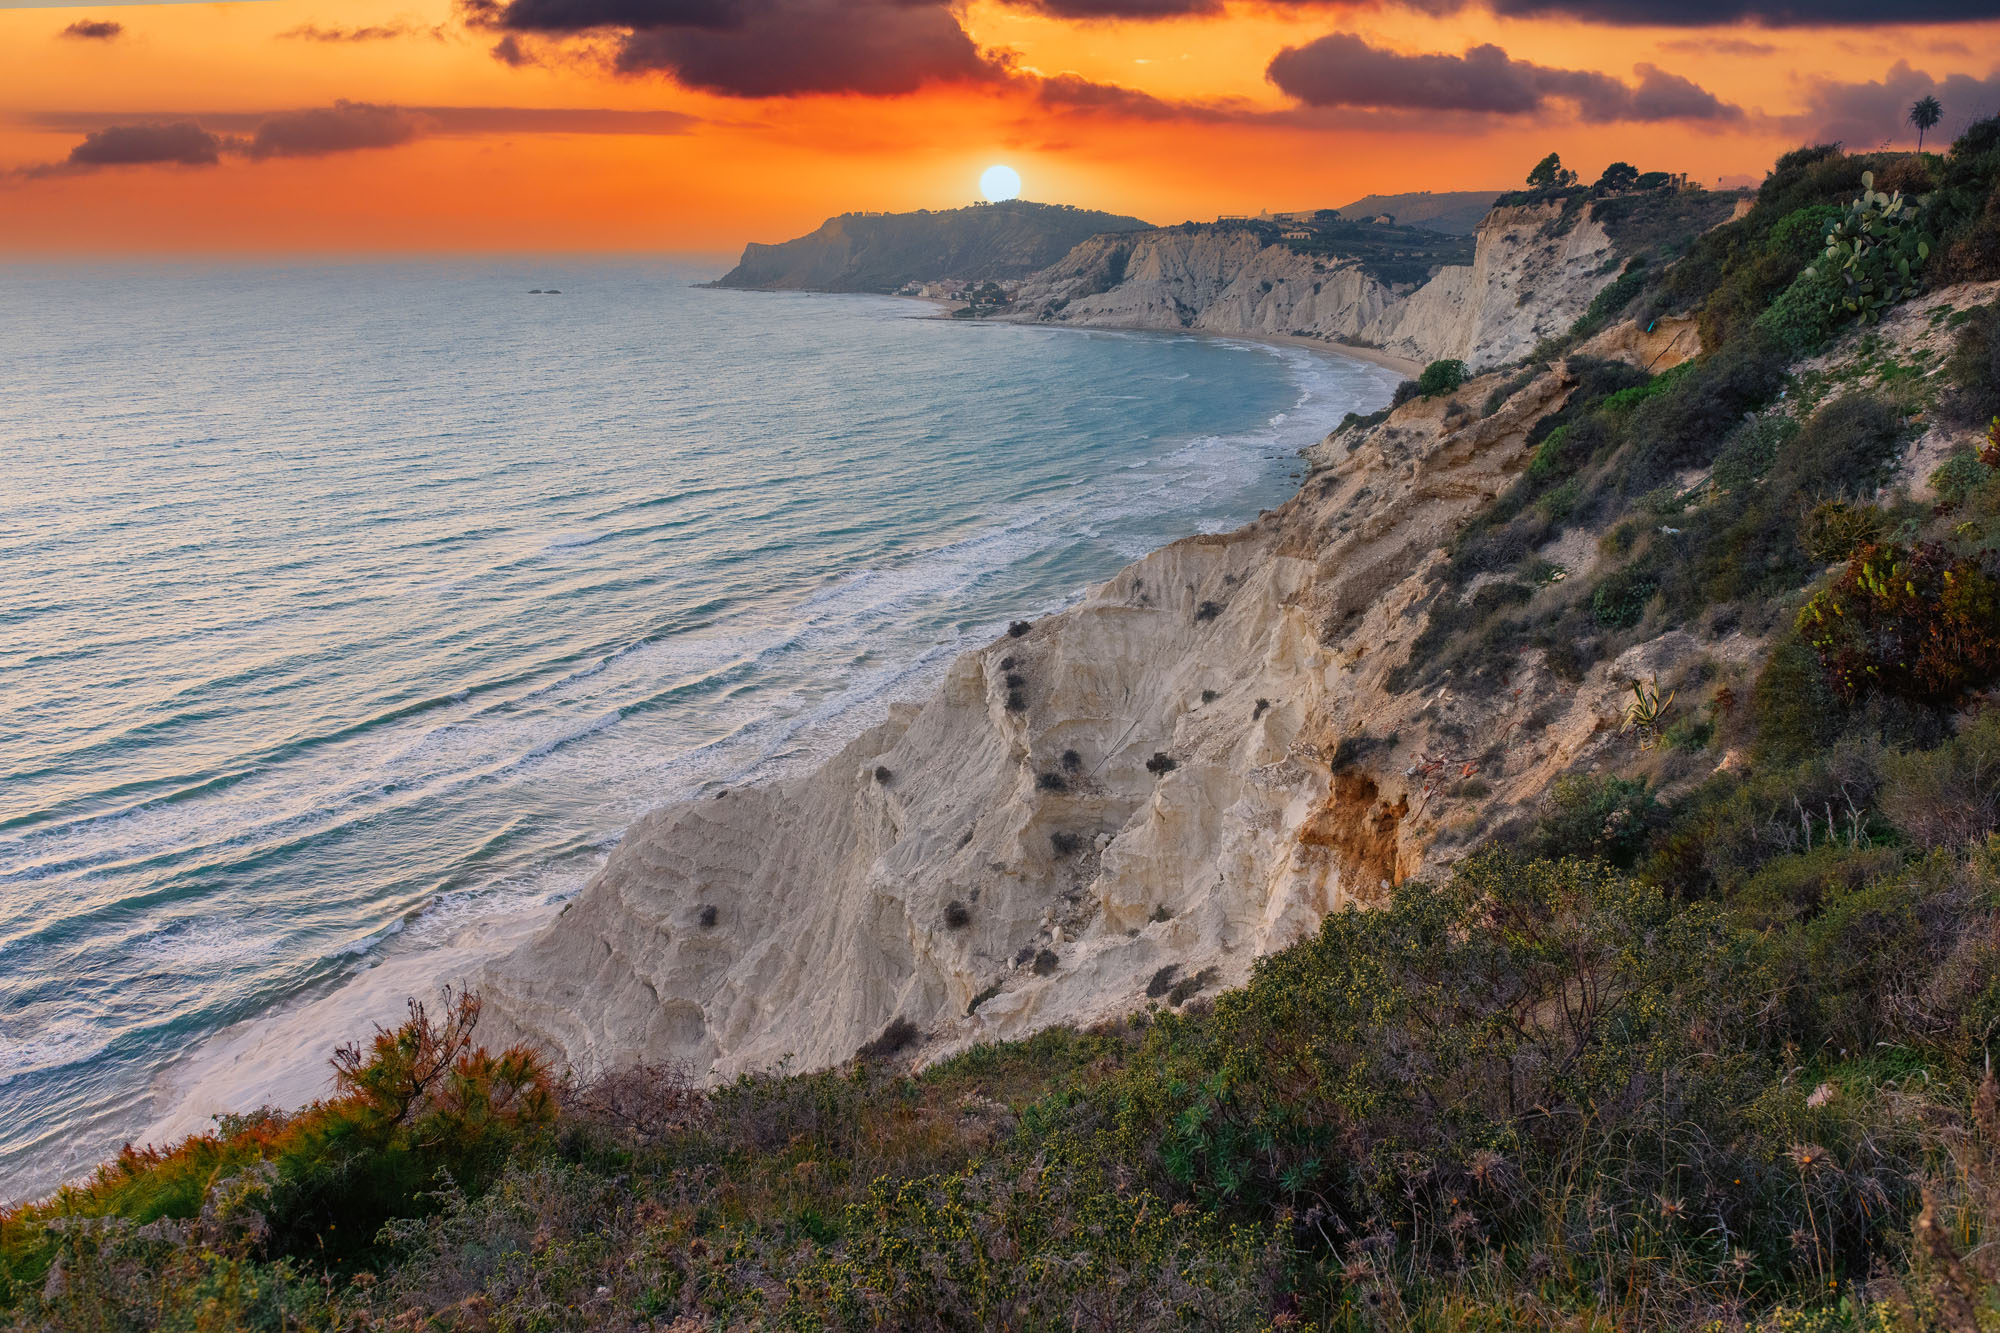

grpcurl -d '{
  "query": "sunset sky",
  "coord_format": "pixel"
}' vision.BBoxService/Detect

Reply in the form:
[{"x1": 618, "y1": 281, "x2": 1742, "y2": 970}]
[{"x1": 3, "y1": 0, "x2": 1998, "y2": 254}]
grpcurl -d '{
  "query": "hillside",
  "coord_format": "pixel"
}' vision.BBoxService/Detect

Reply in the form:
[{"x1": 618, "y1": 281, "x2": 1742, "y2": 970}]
[
  {"x1": 710, "y1": 200, "x2": 1151, "y2": 293},
  {"x1": 1335, "y1": 188, "x2": 1500, "y2": 234},
  {"x1": 10, "y1": 125, "x2": 2000, "y2": 1333}
]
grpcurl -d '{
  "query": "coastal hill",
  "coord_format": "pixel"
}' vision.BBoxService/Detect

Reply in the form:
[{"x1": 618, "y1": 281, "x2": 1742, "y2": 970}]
[
  {"x1": 1333, "y1": 188, "x2": 1500, "y2": 234},
  {"x1": 710, "y1": 199, "x2": 1151, "y2": 293}
]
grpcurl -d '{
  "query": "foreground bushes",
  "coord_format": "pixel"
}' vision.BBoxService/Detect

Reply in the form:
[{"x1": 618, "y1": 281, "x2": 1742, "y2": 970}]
[{"x1": 8, "y1": 839, "x2": 1999, "y2": 1331}]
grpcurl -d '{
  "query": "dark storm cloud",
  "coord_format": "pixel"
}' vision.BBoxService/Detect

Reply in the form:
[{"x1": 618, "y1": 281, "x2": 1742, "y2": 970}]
[
  {"x1": 59, "y1": 18, "x2": 122, "y2": 38},
  {"x1": 1266, "y1": 33, "x2": 1740, "y2": 122},
  {"x1": 612, "y1": 1, "x2": 991, "y2": 95},
  {"x1": 1795, "y1": 61, "x2": 2000, "y2": 148},
  {"x1": 463, "y1": 0, "x2": 741, "y2": 29},
  {"x1": 984, "y1": 0, "x2": 1997, "y2": 23},
  {"x1": 463, "y1": 0, "x2": 999, "y2": 98},
  {"x1": 1470, "y1": 0, "x2": 2000, "y2": 24},
  {"x1": 1003, "y1": 0, "x2": 1220, "y2": 16}
]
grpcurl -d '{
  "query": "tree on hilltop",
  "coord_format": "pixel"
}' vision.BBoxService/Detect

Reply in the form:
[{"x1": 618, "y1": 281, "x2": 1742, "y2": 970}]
[
  {"x1": 1595, "y1": 161, "x2": 1639, "y2": 191},
  {"x1": 1910, "y1": 94, "x2": 1943, "y2": 151},
  {"x1": 1527, "y1": 152, "x2": 1578, "y2": 190}
]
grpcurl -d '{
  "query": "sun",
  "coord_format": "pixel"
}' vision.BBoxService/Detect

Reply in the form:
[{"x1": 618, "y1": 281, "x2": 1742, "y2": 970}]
[{"x1": 980, "y1": 164, "x2": 1022, "y2": 202}]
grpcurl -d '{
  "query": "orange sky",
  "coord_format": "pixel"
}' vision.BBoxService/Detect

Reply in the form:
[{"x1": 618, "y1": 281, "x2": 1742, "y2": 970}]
[{"x1": 2, "y1": 0, "x2": 1997, "y2": 254}]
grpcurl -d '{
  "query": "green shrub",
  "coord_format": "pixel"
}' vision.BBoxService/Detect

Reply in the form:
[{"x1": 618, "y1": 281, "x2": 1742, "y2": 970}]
[
  {"x1": 1529, "y1": 773, "x2": 1660, "y2": 866},
  {"x1": 1778, "y1": 392, "x2": 1906, "y2": 496},
  {"x1": 1416, "y1": 357, "x2": 1468, "y2": 397},
  {"x1": 1943, "y1": 299, "x2": 2000, "y2": 424},
  {"x1": 1880, "y1": 711, "x2": 2000, "y2": 849},
  {"x1": 1750, "y1": 635, "x2": 1849, "y2": 768},
  {"x1": 1591, "y1": 563, "x2": 1658, "y2": 628},
  {"x1": 1732, "y1": 842, "x2": 1901, "y2": 930},
  {"x1": 1799, "y1": 499, "x2": 1886, "y2": 563},
  {"x1": 1755, "y1": 261, "x2": 1844, "y2": 355},
  {"x1": 1931, "y1": 449, "x2": 1992, "y2": 507}
]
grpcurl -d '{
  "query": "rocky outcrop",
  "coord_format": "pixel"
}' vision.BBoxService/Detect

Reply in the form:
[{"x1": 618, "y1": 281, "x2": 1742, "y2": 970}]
[
  {"x1": 712, "y1": 201, "x2": 1151, "y2": 294},
  {"x1": 1360, "y1": 203, "x2": 1619, "y2": 368},
  {"x1": 1010, "y1": 228, "x2": 1398, "y2": 345},
  {"x1": 1010, "y1": 200, "x2": 1626, "y2": 371},
  {"x1": 479, "y1": 325, "x2": 1709, "y2": 1082}
]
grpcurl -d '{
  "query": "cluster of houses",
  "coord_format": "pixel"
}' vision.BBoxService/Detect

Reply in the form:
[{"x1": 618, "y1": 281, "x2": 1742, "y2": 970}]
[{"x1": 896, "y1": 278, "x2": 1022, "y2": 304}]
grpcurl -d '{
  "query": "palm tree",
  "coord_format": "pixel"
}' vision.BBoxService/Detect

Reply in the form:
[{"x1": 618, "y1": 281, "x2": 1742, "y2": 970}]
[{"x1": 1909, "y1": 94, "x2": 1943, "y2": 151}]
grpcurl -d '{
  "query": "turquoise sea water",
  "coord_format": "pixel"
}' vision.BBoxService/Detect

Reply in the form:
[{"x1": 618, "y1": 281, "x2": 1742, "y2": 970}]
[{"x1": 0, "y1": 260, "x2": 1400, "y2": 1198}]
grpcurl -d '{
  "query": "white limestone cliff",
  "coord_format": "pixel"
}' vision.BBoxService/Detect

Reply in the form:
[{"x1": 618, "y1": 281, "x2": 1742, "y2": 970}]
[
  {"x1": 477, "y1": 325, "x2": 1709, "y2": 1081},
  {"x1": 1009, "y1": 200, "x2": 1621, "y2": 371}
]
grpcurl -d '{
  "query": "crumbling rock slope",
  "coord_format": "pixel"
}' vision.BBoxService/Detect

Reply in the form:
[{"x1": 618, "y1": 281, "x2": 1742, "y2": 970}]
[{"x1": 480, "y1": 324, "x2": 1703, "y2": 1081}]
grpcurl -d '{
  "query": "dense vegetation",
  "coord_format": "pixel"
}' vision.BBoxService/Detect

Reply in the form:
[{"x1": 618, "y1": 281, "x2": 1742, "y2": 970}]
[{"x1": 8, "y1": 125, "x2": 2000, "y2": 1332}]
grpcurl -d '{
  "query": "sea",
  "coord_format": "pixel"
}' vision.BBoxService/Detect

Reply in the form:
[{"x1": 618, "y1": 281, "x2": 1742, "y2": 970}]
[{"x1": 0, "y1": 258, "x2": 1401, "y2": 1201}]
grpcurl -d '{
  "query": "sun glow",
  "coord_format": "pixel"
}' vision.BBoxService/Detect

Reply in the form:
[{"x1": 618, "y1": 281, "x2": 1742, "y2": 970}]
[{"x1": 980, "y1": 164, "x2": 1022, "y2": 202}]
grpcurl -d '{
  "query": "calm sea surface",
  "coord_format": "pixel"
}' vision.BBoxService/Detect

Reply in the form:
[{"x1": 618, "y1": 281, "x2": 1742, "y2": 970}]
[{"x1": 0, "y1": 259, "x2": 1400, "y2": 1197}]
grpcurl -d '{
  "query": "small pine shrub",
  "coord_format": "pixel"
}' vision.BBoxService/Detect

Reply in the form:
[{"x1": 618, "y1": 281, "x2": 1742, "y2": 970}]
[
  {"x1": 1032, "y1": 949, "x2": 1059, "y2": 976},
  {"x1": 1144, "y1": 752, "x2": 1178, "y2": 776},
  {"x1": 1007, "y1": 621, "x2": 1031, "y2": 638},
  {"x1": 1035, "y1": 771, "x2": 1069, "y2": 793},
  {"x1": 1194, "y1": 601, "x2": 1223, "y2": 622},
  {"x1": 943, "y1": 900, "x2": 971, "y2": 930},
  {"x1": 697, "y1": 904, "x2": 718, "y2": 929},
  {"x1": 1145, "y1": 964, "x2": 1179, "y2": 999},
  {"x1": 1050, "y1": 831, "x2": 1084, "y2": 856},
  {"x1": 873, "y1": 765, "x2": 892, "y2": 785}
]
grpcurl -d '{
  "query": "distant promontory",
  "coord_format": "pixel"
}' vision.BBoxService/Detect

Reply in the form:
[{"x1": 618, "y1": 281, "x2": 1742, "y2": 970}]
[{"x1": 710, "y1": 200, "x2": 1152, "y2": 294}]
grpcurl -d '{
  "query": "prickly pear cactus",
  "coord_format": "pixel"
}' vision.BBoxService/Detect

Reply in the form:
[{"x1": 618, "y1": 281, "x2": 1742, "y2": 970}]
[{"x1": 1806, "y1": 170, "x2": 1933, "y2": 324}]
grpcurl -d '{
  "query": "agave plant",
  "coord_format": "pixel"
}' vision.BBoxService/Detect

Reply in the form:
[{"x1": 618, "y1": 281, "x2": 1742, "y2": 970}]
[{"x1": 1623, "y1": 677, "x2": 1675, "y2": 750}]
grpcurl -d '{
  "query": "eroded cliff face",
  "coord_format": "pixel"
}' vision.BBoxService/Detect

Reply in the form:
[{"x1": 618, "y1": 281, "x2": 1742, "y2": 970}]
[
  {"x1": 1009, "y1": 202, "x2": 1622, "y2": 371},
  {"x1": 479, "y1": 323, "x2": 1708, "y2": 1081},
  {"x1": 1010, "y1": 229, "x2": 1397, "y2": 345}
]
